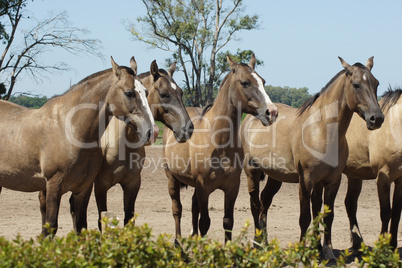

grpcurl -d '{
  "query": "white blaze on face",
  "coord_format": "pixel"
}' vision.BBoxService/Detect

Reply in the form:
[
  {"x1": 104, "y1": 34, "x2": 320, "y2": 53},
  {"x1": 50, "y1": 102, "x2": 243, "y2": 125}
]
[
  {"x1": 170, "y1": 82, "x2": 177, "y2": 90},
  {"x1": 251, "y1": 72, "x2": 273, "y2": 106},
  {"x1": 134, "y1": 79, "x2": 155, "y2": 125},
  {"x1": 363, "y1": 73, "x2": 367, "y2": 81}
]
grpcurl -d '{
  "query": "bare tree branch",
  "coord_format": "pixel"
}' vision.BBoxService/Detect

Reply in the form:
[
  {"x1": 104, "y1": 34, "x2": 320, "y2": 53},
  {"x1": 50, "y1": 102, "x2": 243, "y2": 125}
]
[{"x1": 0, "y1": 6, "x2": 103, "y2": 100}]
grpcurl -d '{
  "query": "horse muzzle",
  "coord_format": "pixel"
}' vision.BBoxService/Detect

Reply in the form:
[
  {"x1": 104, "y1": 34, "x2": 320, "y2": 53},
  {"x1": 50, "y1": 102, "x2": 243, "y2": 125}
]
[
  {"x1": 365, "y1": 111, "x2": 384, "y2": 130},
  {"x1": 174, "y1": 122, "x2": 194, "y2": 143}
]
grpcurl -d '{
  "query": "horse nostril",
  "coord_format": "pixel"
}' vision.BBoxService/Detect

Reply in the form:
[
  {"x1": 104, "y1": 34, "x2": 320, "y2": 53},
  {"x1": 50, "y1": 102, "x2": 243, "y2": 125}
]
[
  {"x1": 266, "y1": 110, "x2": 270, "y2": 117},
  {"x1": 370, "y1": 115, "x2": 376, "y2": 123},
  {"x1": 146, "y1": 129, "x2": 151, "y2": 141}
]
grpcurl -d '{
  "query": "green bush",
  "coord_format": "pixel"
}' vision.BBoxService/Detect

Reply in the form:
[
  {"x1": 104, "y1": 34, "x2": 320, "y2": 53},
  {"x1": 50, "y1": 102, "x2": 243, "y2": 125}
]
[{"x1": 0, "y1": 210, "x2": 400, "y2": 267}]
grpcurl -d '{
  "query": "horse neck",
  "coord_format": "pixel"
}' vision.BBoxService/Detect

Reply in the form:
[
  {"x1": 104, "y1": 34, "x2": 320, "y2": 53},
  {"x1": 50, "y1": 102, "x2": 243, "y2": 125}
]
[
  {"x1": 311, "y1": 74, "x2": 354, "y2": 141},
  {"x1": 49, "y1": 71, "x2": 113, "y2": 143},
  {"x1": 205, "y1": 78, "x2": 242, "y2": 147}
]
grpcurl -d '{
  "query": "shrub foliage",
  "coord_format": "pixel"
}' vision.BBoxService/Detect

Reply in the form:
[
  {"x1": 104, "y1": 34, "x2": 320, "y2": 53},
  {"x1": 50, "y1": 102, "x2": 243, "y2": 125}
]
[{"x1": 0, "y1": 209, "x2": 400, "y2": 267}]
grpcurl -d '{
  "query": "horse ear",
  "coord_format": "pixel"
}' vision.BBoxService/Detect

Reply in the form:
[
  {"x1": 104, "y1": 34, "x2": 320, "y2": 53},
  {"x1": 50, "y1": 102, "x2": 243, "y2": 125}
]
[
  {"x1": 248, "y1": 53, "x2": 256, "y2": 69},
  {"x1": 111, "y1": 56, "x2": 121, "y2": 78},
  {"x1": 130, "y1": 56, "x2": 138, "y2": 75},
  {"x1": 150, "y1": 60, "x2": 160, "y2": 80},
  {"x1": 227, "y1": 55, "x2": 237, "y2": 72},
  {"x1": 168, "y1": 61, "x2": 176, "y2": 77},
  {"x1": 366, "y1": 56, "x2": 374, "y2": 71},
  {"x1": 338, "y1": 56, "x2": 353, "y2": 74}
]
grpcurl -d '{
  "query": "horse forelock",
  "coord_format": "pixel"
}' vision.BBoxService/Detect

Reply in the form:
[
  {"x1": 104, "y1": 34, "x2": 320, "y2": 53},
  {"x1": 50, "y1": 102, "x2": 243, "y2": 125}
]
[{"x1": 380, "y1": 87, "x2": 402, "y2": 113}]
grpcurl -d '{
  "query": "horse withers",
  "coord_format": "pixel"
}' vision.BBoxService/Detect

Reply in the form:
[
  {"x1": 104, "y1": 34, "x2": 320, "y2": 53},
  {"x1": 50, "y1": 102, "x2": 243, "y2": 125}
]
[
  {"x1": 241, "y1": 57, "x2": 383, "y2": 259},
  {"x1": 163, "y1": 54, "x2": 278, "y2": 243},
  {"x1": 0, "y1": 57, "x2": 154, "y2": 236}
]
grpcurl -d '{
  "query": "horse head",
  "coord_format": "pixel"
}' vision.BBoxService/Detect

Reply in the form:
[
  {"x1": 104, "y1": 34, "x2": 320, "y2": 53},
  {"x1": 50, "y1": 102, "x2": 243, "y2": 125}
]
[
  {"x1": 108, "y1": 56, "x2": 155, "y2": 145},
  {"x1": 339, "y1": 56, "x2": 384, "y2": 130},
  {"x1": 138, "y1": 59, "x2": 194, "y2": 143},
  {"x1": 226, "y1": 54, "x2": 278, "y2": 126}
]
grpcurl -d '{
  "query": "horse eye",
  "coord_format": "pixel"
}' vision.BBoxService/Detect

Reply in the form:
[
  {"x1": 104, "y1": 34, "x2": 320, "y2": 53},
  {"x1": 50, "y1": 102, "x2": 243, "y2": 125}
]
[
  {"x1": 124, "y1": 91, "x2": 134, "y2": 98},
  {"x1": 241, "y1": 81, "x2": 250, "y2": 87},
  {"x1": 353, "y1": 83, "x2": 359, "y2": 89},
  {"x1": 160, "y1": 92, "x2": 170, "y2": 99}
]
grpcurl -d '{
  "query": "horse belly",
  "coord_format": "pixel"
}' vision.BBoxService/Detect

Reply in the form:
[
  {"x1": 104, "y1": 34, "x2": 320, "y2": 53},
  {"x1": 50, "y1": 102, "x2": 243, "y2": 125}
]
[{"x1": 0, "y1": 172, "x2": 46, "y2": 192}]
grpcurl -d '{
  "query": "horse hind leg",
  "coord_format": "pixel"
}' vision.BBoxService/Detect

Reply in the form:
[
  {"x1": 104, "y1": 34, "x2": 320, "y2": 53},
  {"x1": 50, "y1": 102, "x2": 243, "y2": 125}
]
[
  {"x1": 244, "y1": 162, "x2": 264, "y2": 243},
  {"x1": 38, "y1": 191, "x2": 47, "y2": 227},
  {"x1": 70, "y1": 185, "x2": 93, "y2": 233},
  {"x1": 377, "y1": 171, "x2": 391, "y2": 235},
  {"x1": 259, "y1": 177, "x2": 282, "y2": 244},
  {"x1": 94, "y1": 180, "x2": 108, "y2": 231},
  {"x1": 166, "y1": 167, "x2": 183, "y2": 243},
  {"x1": 191, "y1": 189, "x2": 199, "y2": 236},
  {"x1": 389, "y1": 177, "x2": 402, "y2": 249},
  {"x1": 344, "y1": 177, "x2": 364, "y2": 250}
]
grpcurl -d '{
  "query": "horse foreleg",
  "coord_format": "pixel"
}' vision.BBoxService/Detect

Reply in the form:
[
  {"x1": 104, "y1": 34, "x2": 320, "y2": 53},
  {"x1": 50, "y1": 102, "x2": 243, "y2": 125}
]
[
  {"x1": 191, "y1": 189, "x2": 199, "y2": 236},
  {"x1": 311, "y1": 184, "x2": 323, "y2": 220},
  {"x1": 390, "y1": 177, "x2": 402, "y2": 249},
  {"x1": 322, "y1": 175, "x2": 341, "y2": 260},
  {"x1": 196, "y1": 180, "x2": 210, "y2": 237},
  {"x1": 121, "y1": 175, "x2": 141, "y2": 226},
  {"x1": 245, "y1": 164, "x2": 263, "y2": 241},
  {"x1": 43, "y1": 179, "x2": 63, "y2": 237},
  {"x1": 298, "y1": 165, "x2": 311, "y2": 241},
  {"x1": 94, "y1": 180, "x2": 108, "y2": 231},
  {"x1": 260, "y1": 177, "x2": 282, "y2": 244},
  {"x1": 166, "y1": 168, "x2": 182, "y2": 241},
  {"x1": 70, "y1": 185, "x2": 93, "y2": 233},
  {"x1": 223, "y1": 177, "x2": 240, "y2": 242},
  {"x1": 38, "y1": 190, "x2": 46, "y2": 227},
  {"x1": 377, "y1": 171, "x2": 391, "y2": 235},
  {"x1": 344, "y1": 177, "x2": 364, "y2": 250}
]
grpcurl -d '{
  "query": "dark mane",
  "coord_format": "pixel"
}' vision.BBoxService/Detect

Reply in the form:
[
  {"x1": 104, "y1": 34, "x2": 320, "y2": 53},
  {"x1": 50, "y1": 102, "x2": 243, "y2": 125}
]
[
  {"x1": 137, "y1": 69, "x2": 168, "y2": 79},
  {"x1": 297, "y1": 62, "x2": 367, "y2": 116},
  {"x1": 380, "y1": 87, "x2": 402, "y2": 113},
  {"x1": 201, "y1": 103, "x2": 213, "y2": 116}
]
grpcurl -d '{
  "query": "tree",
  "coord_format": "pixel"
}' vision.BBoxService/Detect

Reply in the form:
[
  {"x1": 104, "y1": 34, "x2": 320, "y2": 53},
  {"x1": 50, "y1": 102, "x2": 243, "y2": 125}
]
[
  {"x1": 131, "y1": 0, "x2": 259, "y2": 106},
  {"x1": 9, "y1": 93, "x2": 47, "y2": 108},
  {"x1": 0, "y1": 0, "x2": 102, "y2": 100},
  {"x1": 265, "y1": 85, "x2": 311, "y2": 108}
]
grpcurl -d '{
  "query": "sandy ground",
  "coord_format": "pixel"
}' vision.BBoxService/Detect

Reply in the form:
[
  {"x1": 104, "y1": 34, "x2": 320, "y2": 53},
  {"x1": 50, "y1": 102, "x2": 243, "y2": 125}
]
[{"x1": 0, "y1": 145, "x2": 399, "y2": 255}]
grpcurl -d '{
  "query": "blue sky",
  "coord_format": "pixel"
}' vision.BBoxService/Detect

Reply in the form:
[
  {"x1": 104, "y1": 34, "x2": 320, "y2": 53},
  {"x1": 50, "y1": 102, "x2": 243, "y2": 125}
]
[{"x1": 10, "y1": 0, "x2": 402, "y2": 98}]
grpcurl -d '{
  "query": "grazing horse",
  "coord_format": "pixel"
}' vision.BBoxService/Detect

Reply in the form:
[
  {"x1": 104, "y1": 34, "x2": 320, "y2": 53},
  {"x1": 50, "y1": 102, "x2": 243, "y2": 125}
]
[
  {"x1": 0, "y1": 57, "x2": 154, "y2": 236},
  {"x1": 92, "y1": 58, "x2": 194, "y2": 230},
  {"x1": 342, "y1": 88, "x2": 402, "y2": 249},
  {"x1": 240, "y1": 57, "x2": 384, "y2": 259},
  {"x1": 163, "y1": 54, "x2": 278, "y2": 242}
]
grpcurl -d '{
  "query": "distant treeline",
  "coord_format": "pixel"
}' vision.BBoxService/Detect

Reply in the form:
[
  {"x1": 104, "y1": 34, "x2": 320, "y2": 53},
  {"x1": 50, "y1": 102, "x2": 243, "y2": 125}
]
[
  {"x1": 7, "y1": 86, "x2": 311, "y2": 109},
  {"x1": 9, "y1": 94, "x2": 48, "y2": 109},
  {"x1": 265, "y1": 86, "x2": 311, "y2": 108}
]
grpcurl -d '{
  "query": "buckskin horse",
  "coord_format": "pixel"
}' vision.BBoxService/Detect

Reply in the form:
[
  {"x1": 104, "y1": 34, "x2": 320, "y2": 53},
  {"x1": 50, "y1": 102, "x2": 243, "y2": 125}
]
[
  {"x1": 163, "y1": 54, "x2": 278, "y2": 242},
  {"x1": 0, "y1": 57, "x2": 155, "y2": 236},
  {"x1": 341, "y1": 87, "x2": 402, "y2": 250},
  {"x1": 91, "y1": 58, "x2": 194, "y2": 230},
  {"x1": 240, "y1": 57, "x2": 384, "y2": 259}
]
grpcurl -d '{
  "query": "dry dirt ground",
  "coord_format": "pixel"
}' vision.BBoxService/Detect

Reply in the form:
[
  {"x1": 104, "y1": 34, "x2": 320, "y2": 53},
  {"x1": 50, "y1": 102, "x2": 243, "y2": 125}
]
[{"x1": 0, "y1": 145, "x2": 400, "y2": 255}]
